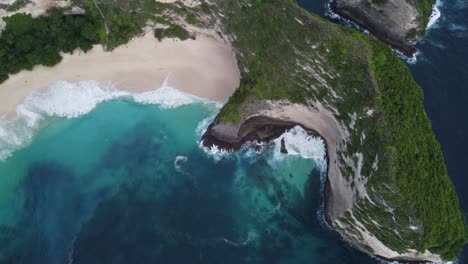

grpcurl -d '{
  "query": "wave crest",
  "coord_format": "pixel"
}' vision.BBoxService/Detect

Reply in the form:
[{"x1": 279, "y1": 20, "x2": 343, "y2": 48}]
[
  {"x1": 0, "y1": 80, "x2": 215, "y2": 162},
  {"x1": 271, "y1": 126, "x2": 327, "y2": 171},
  {"x1": 427, "y1": 0, "x2": 442, "y2": 30}
]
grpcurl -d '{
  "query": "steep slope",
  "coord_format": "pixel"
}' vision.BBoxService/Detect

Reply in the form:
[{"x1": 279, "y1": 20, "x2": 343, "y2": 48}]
[
  {"x1": 331, "y1": 0, "x2": 436, "y2": 56},
  {"x1": 203, "y1": 0, "x2": 467, "y2": 261}
]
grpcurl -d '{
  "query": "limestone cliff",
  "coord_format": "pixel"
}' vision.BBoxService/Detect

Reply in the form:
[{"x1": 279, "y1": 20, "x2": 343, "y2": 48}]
[
  {"x1": 331, "y1": 0, "x2": 436, "y2": 56},
  {"x1": 203, "y1": 0, "x2": 466, "y2": 262}
]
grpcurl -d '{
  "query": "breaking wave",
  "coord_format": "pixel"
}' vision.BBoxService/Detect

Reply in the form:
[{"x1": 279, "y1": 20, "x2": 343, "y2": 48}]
[
  {"x1": 0, "y1": 79, "x2": 216, "y2": 161},
  {"x1": 199, "y1": 124, "x2": 327, "y2": 175},
  {"x1": 427, "y1": 0, "x2": 442, "y2": 30},
  {"x1": 271, "y1": 126, "x2": 327, "y2": 172}
]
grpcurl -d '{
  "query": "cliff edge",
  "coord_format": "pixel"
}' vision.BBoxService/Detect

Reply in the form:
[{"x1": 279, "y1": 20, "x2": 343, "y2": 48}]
[{"x1": 331, "y1": 0, "x2": 436, "y2": 56}]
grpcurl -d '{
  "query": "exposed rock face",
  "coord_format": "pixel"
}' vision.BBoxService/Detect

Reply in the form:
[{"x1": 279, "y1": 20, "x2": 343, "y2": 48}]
[
  {"x1": 280, "y1": 138, "x2": 288, "y2": 154},
  {"x1": 202, "y1": 99, "x2": 444, "y2": 263},
  {"x1": 203, "y1": 100, "x2": 358, "y2": 228},
  {"x1": 331, "y1": 0, "x2": 430, "y2": 56}
]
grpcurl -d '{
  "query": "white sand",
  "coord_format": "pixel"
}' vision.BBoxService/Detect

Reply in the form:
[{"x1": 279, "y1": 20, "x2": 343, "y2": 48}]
[{"x1": 0, "y1": 32, "x2": 240, "y2": 117}]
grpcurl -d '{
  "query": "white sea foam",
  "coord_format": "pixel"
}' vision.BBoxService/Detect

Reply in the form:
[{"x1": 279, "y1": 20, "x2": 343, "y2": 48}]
[
  {"x1": 199, "y1": 125, "x2": 327, "y2": 169},
  {"x1": 427, "y1": 0, "x2": 442, "y2": 30},
  {"x1": 222, "y1": 231, "x2": 259, "y2": 247},
  {"x1": 271, "y1": 126, "x2": 327, "y2": 172},
  {"x1": 195, "y1": 113, "x2": 237, "y2": 162},
  {"x1": 396, "y1": 49, "x2": 420, "y2": 64},
  {"x1": 195, "y1": 114, "x2": 218, "y2": 138},
  {"x1": 134, "y1": 86, "x2": 208, "y2": 108},
  {"x1": 199, "y1": 142, "x2": 232, "y2": 161},
  {"x1": 0, "y1": 79, "x2": 216, "y2": 162},
  {"x1": 174, "y1": 155, "x2": 188, "y2": 173}
]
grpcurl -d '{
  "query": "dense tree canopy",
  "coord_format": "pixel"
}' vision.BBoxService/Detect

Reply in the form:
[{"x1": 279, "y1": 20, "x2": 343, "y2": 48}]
[{"x1": 0, "y1": 9, "x2": 102, "y2": 83}]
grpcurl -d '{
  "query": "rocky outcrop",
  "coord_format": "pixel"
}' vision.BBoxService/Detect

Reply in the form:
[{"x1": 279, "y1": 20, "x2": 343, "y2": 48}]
[
  {"x1": 203, "y1": 100, "x2": 359, "y2": 228},
  {"x1": 331, "y1": 0, "x2": 434, "y2": 56},
  {"x1": 202, "y1": 99, "x2": 445, "y2": 263},
  {"x1": 201, "y1": 0, "x2": 465, "y2": 261}
]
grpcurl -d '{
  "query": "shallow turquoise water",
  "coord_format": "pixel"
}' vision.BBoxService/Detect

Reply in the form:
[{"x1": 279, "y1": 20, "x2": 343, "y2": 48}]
[{"x1": 0, "y1": 98, "x2": 376, "y2": 263}]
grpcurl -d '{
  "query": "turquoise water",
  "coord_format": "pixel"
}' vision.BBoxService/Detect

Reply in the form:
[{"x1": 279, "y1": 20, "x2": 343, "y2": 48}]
[{"x1": 0, "y1": 95, "x2": 375, "y2": 263}]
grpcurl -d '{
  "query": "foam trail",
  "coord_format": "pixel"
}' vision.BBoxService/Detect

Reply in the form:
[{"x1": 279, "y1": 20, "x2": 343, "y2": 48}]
[
  {"x1": 133, "y1": 76, "x2": 216, "y2": 108},
  {"x1": 199, "y1": 142, "x2": 232, "y2": 161},
  {"x1": 0, "y1": 79, "x2": 217, "y2": 162},
  {"x1": 195, "y1": 113, "x2": 238, "y2": 162},
  {"x1": 222, "y1": 231, "x2": 259, "y2": 247},
  {"x1": 271, "y1": 126, "x2": 327, "y2": 172},
  {"x1": 174, "y1": 156, "x2": 188, "y2": 173},
  {"x1": 427, "y1": 0, "x2": 442, "y2": 30},
  {"x1": 396, "y1": 49, "x2": 419, "y2": 64},
  {"x1": 195, "y1": 113, "x2": 218, "y2": 139}
]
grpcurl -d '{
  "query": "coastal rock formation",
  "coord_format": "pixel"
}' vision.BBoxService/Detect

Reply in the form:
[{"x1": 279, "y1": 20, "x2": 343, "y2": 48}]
[
  {"x1": 202, "y1": 0, "x2": 466, "y2": 262},
  {"x1": 331, "y1": 0, "x2": 436, "y2": 56},
  {"x1": 203, "y1": 101, "x2": 357, "y2": 223}
]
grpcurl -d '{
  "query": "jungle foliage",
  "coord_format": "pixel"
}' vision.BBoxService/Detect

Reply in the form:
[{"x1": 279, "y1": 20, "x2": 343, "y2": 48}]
[
  {"x1": 369, "y1": 39, "x2": 467, "y2": 260},
  {"x1": 0, "y1": 9, "x2": 102, "y2": 83}
]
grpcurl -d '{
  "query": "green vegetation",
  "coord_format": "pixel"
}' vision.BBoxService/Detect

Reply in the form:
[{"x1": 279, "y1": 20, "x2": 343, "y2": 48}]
[
  {"x1": 0, "y1": 9, "x2": 102, "y2": 83},
  {"x1": 0, "y1": 0, "x2": 196, "y2": 84},
  {"x1": 6, "y1": 0, "x2": 29, "y2": 11},
  {"x1": 368, "y1": 39, "x2": 467, "y2": 259},
  {"x1": 154, "y1": 24, "x2": 193, "y2": 41}
]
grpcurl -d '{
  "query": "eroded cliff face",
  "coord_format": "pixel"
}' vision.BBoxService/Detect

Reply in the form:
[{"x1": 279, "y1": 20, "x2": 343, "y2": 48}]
[
  {"x1": 331, "y1": 0, "x2": 435, "y2": 56},
  {"x1": 203, "y1": 0, "x2": 465, "y2": 262},
  {"x1": 203, "y1": 100, "x2": 357, "y2": 222},
  {"x1": 202, "y1": 100, "x2": 444, "y2": 263}
]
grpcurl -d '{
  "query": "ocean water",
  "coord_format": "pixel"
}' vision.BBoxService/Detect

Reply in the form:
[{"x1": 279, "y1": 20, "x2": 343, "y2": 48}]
[
  {"x1": 0, "y1": 1, "x2": 467, "y2": 263},
  {"x1": 0, "y1": 81, "x2": 378, "y2": 264}
]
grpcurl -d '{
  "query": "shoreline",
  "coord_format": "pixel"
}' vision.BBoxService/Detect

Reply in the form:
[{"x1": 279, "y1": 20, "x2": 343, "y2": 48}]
[{"x1": 0, "y1": 32, "x2": 240, "y2": 118}]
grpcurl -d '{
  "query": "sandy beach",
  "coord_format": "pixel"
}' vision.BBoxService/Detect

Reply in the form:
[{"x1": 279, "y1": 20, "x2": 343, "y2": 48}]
[{"x1": 0, "y1": 32, "x2": 240, "y2": 117}]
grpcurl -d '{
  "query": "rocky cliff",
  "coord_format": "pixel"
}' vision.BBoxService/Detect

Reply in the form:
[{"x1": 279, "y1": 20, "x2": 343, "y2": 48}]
[
  {"x1": 203, "y1": 0, "x2": 466, "y2": 262},
  {"x1": 331, "y1": 0, "x2": 436, "y2": 56}
]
